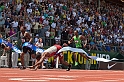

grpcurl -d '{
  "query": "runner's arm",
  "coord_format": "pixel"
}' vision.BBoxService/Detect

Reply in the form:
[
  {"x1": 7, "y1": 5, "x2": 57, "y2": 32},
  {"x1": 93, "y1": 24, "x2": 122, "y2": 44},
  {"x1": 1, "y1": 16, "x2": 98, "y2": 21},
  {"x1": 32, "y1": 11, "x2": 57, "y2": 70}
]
[
  {"x1": 81, "y1": 35, "x2": 87, "y2": 48},
  {"x1": 68, "y1": 37, "x2": 74, "y2": 44}
]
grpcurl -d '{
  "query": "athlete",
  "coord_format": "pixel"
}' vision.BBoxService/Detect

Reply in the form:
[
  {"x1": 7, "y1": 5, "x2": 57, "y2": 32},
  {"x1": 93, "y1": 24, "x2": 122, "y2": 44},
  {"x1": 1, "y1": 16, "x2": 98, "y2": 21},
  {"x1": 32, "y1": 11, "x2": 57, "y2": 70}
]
[
  {"x1": 20, "y1": 27, "x2": 35, "y2": 69},
  {"x1": 28, "y1": 43, "x2": 71, "y2": 71},
  {"x1": 68, "y1": 30, "x2": 90, "y2": 66}
]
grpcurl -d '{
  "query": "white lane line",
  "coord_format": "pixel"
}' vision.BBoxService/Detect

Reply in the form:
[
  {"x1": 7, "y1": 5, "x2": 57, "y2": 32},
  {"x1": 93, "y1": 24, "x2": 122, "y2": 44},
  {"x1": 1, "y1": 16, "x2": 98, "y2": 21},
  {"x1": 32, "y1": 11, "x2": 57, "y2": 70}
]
[
  {"x1": 21, "y1": 80, "x2": 48, "y2": 82},
  {"x1": 86, "y1": 81, "x2": 101, "y2": 82},
  {"x1": 4, "y1": 73, "x2": 18, "y2": 74},
  {"x1": 58, "y1": 75, "x2": 78, "y2": 78},
  {"x1": 9, "y1": 78, "x2": 49, "y2": 82},
  {"x1": 101, "y1": 80, "x2": 120, "y2": 82},
  {"x1": 1, "y1": 76, "x2": 33, "y2": 78},
  {"x1": 40, "y1": 75, "x2": 55, "y2": 77},
  {"x1": 9, "y1": 77, "x2": 75, "y2": 81},
  {"x1": 46, "y1": 77, "x2": 75, "y2": 80}
]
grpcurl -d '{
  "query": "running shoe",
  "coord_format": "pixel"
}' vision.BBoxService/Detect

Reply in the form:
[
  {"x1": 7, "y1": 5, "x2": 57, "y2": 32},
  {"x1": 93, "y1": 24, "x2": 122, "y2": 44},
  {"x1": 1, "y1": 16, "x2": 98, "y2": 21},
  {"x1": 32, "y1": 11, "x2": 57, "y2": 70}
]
[
  {"x1": 66, "y1": 64, "x2": 72, "y2": 71},
  {"x1": 75, "y1": 61, "x2": 78, "y2": 66},
  {"x1": 20, "y1": 66, "x2": 26, "y2": 70}
]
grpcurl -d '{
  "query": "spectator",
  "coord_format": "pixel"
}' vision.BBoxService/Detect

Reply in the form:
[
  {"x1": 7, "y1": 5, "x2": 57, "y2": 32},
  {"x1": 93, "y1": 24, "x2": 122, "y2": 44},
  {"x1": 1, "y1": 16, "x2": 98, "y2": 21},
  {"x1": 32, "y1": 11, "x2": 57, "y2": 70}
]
[
  {"x1": 11, "y1": 17, "x2": 18, "y2": 32},
  {"x1": 61, "y1": 28, "x2": 69, "y2": 44},
  {"x1": 4, "y1": 18, "x2": 11, "y2": 37},
  {"x1": 0, "y1": 12, "x2": 5, "y2": 32},
  {"x1": 35, "y1": 38, "x2": 43, "y2": 48},
  {"x1": 55, "y1": 35, "x2": 61, "y2": 45},
  {"x1": 1, "y1": 0, "x2": 123, "y2": 54},
  {"x1": 11, "y1": 41, "x2": 18, "y2": 68},
  {"x1": 34, "y1": 34, "x2": 39, "y2": 43},
  {"x1": 45, "y1": 29, "x2": 50, "y2": 46},
  {"x1": 24, "y1": 18, "x2": 32, "y2": 32}
]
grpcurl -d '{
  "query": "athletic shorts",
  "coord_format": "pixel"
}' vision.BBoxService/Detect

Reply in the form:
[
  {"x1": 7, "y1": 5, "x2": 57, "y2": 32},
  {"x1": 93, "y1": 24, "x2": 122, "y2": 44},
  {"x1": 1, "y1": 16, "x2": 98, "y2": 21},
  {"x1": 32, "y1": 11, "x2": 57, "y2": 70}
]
[
  {"x1": 22, "y1": 46, "x2": 35, "y2": 54},
  {"x1": 53, "y1": 53, "x2": 63, "y2": 60},
  {"x1": 44, "y1": 46, "x2": 57, "y2": 54},
  {"x1": 76, "y1": 47, "x2": 83, "y2": 49}
]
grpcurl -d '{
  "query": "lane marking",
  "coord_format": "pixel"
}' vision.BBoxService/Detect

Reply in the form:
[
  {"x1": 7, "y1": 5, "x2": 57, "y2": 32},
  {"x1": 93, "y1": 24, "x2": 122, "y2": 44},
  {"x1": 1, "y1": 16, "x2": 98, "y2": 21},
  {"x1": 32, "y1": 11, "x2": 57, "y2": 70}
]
[
  {"x1": 4, "y1": 73, "x2": 18, "y2": 74},
  {"x1": 9, "y1": 78, "x2": 49, "y2": 82},
  {"x1": 101, "y1": 80, "x2": 119, "y2": 82},
  {"x1": 21, "y1": 80, "x2": 48, "y2": 82},
  {"x1": 58, "y1": 75, "x2": 78, "y2": 78},
  {"x1": 46, "y1": 77, "x2": 75, "y2": 80},
  {"x1": 1, "y1": 76, "x2": 34, "y2": 78}
]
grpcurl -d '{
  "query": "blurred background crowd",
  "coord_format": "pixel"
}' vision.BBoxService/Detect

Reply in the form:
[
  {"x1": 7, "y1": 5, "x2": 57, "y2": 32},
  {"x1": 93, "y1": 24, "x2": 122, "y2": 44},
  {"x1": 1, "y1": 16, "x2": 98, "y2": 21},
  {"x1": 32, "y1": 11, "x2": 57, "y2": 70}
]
[{"x1": 0, "y1": 0, "x2": 124, "y2": 53}]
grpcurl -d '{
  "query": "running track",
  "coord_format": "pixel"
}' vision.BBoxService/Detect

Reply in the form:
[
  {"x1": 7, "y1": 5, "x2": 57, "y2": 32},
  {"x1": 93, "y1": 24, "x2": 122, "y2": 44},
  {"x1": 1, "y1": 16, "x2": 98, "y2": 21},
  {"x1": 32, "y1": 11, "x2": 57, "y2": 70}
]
[{"x1": 0, "y1": 68, "x2": 124, "y2": 82}]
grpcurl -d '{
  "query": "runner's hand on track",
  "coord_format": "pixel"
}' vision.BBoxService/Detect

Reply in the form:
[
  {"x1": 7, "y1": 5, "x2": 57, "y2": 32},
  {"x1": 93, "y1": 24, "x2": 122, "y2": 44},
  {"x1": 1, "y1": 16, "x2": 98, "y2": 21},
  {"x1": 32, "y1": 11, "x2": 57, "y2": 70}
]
[{"x1": 28, "y1": 66, "x2": 35, "y2": 69}]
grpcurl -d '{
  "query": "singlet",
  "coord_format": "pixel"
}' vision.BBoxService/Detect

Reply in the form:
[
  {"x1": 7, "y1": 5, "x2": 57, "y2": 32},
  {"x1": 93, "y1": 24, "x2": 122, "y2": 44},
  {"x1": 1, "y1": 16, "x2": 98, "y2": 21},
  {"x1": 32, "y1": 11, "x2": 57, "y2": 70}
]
[
  {"x1": 54, "y1": 45, "x2": 62, "y2": 51},
  {"x1": 73, "y1": 35, "x2": 82, "y2": 48}
]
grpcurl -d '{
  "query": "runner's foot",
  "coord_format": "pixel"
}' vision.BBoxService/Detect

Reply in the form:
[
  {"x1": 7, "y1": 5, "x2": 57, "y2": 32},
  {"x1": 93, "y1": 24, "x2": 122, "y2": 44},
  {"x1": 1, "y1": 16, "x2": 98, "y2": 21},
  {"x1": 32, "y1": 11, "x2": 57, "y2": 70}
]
[
  {"x1": 28, "y1": 66, "x2": 35, "y2": 69},
  {"x1": 20, "y1": 66, "x2": 26, "y2": 70},
  {"x1": 75, "y1": 61, "x2": 78, "y2": 66},
  {"x1": 66, "y1": 64, "x2": 71, "y2": 71}
]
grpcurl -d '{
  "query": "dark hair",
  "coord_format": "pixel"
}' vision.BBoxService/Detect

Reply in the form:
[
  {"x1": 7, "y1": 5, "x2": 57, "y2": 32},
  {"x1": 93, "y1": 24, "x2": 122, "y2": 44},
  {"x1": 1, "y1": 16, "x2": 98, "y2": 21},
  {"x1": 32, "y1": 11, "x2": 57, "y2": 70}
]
[{"x1": 23, "y1": 27, "x2": 26, "y2": 29}]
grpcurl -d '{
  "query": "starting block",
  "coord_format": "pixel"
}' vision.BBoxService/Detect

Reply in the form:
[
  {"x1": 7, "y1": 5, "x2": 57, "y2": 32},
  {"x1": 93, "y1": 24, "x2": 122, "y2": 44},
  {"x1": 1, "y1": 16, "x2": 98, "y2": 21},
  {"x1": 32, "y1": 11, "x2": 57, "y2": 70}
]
[
  {"x1": 0, "y1": 56, "x2": 8, "y2": 67},
  {"x1": 98, "y1": 61, "x2": 124, "y2": 70}
]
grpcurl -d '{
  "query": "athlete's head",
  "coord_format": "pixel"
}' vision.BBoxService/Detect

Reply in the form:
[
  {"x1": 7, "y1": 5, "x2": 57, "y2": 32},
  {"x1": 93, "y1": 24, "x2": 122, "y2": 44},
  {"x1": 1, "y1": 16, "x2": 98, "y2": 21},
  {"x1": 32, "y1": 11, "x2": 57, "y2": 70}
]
[{"x1": 74, "y1": 30, "x2": 78, "y2": 36}]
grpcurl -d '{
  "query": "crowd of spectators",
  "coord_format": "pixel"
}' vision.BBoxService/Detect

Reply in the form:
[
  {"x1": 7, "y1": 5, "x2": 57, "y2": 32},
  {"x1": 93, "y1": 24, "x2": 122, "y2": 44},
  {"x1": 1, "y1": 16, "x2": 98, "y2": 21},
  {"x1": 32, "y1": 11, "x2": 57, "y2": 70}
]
[{"x1": 0, "y1": 0, "x2": 124, "y2": 53}]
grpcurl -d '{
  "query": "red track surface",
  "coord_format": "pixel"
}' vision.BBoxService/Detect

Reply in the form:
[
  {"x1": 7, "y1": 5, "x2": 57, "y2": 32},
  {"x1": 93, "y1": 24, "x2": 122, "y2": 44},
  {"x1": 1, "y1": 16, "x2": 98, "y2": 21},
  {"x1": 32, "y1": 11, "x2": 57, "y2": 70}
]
[{"x1": 0, "y1": 68, "x2": 124, "y2": 82}]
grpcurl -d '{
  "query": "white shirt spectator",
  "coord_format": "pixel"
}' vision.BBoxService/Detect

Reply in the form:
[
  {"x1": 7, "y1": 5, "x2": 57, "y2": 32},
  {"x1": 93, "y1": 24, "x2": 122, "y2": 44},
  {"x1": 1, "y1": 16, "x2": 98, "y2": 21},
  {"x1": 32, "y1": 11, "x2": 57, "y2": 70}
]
[
  {"x1": 36, "y1": 41, "x2": 43, "y2": 48},
  {"x1": 67, "y1": 15, "x2": 70, "y2": 21},
  {"x1": 12, "y1": 21, "x2": 18, "y2": 27},
  {"x1": 0, "y1": 15, "x2": 5, "y2": 25},
  {"x1": 16, "y1": 3, "x2": 21, "y2": 12},
  {"x1": 35, "y1": 37, "x2": 38, "y2": 43},
  {"x1": 27, "y1": 8, "x2": 32, "y2": 14},
  {"x1": 60, "y1": 3, "x2": 63, "y2": 7},
  {"x1": 116, "y1": 38, "x2": 122, "y2": 42},
  {"x1": 82, "y1": 18, "x2": 85, "y2": 22},
  {"x1": 55, "y1": 36, "x2": 61, "y2": 44},
  {"x1": 42, "y1": 16, "x2": 45, "y2": 19},
  {"x1": 76, "y1": 27, "x2": 81, "y2": 32},
  {"x1": 99, "y1": 14, "x2": 102, "y2": 20},
  {"x1": 77, "y1": 17, "x2": 82, "y2": 25},
  {"x1": 45, "y1": 30, "x2": 50, "y2": 37},
  {"x1": 51, "y1": 22, "x2": 56, "y2": 28},
  {"x1": 119, "y1": 25, "x2": 123, "y2": 29},
  {"x1": 49, "y1": 3, "x2": 54, "y2": 9},
  {"x1": 114, "y1": 34, "x2": 117, "y2": 39},
  {"x1": 122, "y1": 35, "x2": 124, "y2": 38},
  {"x1": 25, "y1": 23, "x2": 32, "y2": 31},
  {"x1": 85, "y1": 23, "x2": 89, "y2": 28},
  {"x1": 39, "y1": 0, "x2": 43, "y2": 3},
  {"x1": 43, "y1": 19, "x2": 49, "y2": 25},
  {"x1": 73, "y1": 11, "x2": 76, "y2": 17}
]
